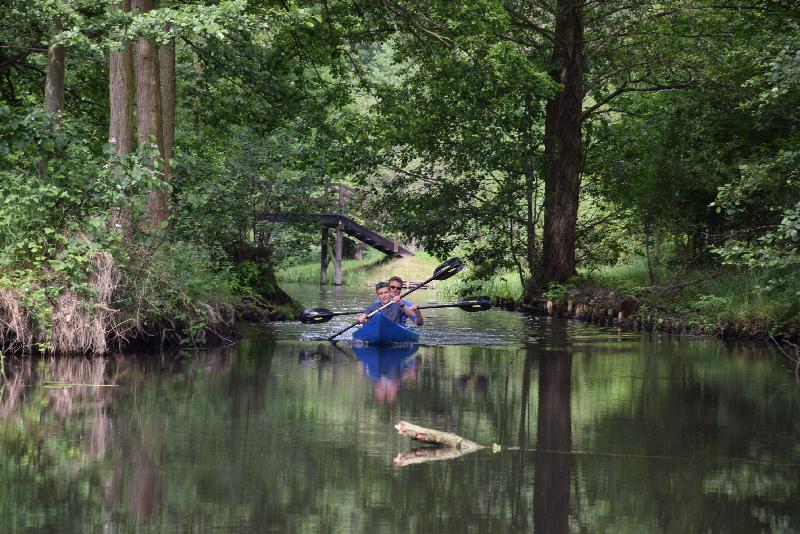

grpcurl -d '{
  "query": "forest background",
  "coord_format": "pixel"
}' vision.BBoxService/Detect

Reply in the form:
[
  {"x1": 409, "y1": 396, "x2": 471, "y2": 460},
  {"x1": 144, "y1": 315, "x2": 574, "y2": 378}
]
[{"x1": 0, "y1": 0, "x2": 797, "y2": 354}]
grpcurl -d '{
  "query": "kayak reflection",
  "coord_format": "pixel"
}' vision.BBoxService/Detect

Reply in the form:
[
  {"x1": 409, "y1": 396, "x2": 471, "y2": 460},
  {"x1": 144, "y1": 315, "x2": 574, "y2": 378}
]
[{"x1": 352, "y1": 344, "x2": 420, "y2": 404}]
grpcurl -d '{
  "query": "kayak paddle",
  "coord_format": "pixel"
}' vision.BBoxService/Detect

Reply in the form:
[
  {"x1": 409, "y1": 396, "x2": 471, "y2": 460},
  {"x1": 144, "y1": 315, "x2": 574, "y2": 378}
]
[{"x1": 300, "y1": 295, "x2": 491, "y2": 324}]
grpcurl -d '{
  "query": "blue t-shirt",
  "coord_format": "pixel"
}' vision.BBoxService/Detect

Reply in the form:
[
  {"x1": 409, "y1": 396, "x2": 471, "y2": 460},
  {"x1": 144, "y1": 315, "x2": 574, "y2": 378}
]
[
  {"x1": 372, "y1": 298, "x2": 416, "y2": 325},
  {"x1": 364, "y1": 300, "x2": 406, "y2": 324}
]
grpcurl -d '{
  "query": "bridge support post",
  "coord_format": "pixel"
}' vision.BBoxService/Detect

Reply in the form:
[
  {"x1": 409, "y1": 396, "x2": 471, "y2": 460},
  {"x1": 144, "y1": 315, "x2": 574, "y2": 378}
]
[
  {"x1": 334, "y1": 221, "x2": 344, "y2": 286},
  {"x1": 320, "y1": 226, "x2": 329, "y2": 286}
]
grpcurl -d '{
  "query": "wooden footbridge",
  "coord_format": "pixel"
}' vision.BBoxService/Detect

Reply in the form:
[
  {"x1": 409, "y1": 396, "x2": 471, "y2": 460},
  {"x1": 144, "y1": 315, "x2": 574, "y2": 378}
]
[{"x1": 258, "y1": 183, "x2": 413, "y2": 286}]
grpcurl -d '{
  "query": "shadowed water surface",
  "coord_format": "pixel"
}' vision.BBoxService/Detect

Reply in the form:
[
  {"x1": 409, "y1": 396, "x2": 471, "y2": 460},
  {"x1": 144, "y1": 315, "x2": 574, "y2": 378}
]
[{"x1": 0, "y1": 284, "x2": 798, "y2": 532}]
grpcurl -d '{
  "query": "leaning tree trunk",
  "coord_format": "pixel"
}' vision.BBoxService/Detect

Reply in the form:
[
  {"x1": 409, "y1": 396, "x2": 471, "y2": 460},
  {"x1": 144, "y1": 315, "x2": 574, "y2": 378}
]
[
  {"x1": 44, "y1": 18, "x2": 65, "y2": 115},
  {"x1": 158, "y1": 32, "x2": 175, "y2": 212},
  {"x1": 541, "y1": 0, "x2": 585, "y2": 284},
  {"x1": 109, "y1": 0, "x2": 135, "y2": 236},
  {"x1": 132, "y1": 0, "x2": 166, "y2": 230}
]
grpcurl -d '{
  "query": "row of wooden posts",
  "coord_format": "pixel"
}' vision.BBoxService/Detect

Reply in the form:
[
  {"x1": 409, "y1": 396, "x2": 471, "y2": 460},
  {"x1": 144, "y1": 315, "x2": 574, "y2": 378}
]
[{"x1": 493, "y1": 297, "x2": 691, "y2": 335}]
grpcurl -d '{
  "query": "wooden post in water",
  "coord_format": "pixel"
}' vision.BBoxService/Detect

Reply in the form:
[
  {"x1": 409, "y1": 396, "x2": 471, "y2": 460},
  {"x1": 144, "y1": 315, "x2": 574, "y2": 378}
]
[
  {"x1": 334, "y1": 221, "x2": 344, "y2": 286},
  {"x1": 320, "y1": 226, "x2": 329, "y2": 286}
]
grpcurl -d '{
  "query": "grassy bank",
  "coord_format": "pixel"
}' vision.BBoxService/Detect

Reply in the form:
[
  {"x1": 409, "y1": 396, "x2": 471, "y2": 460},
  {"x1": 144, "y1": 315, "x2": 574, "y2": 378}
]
[
  {"x1": 576, "y1": 258, "x2": 800, "y2": 334},
  {"x1": 277, "y1": 251, "x2": 443, "y2": 288},
  {"x1": 538, "y1": 256, "x2": 800, "y2": 339}
]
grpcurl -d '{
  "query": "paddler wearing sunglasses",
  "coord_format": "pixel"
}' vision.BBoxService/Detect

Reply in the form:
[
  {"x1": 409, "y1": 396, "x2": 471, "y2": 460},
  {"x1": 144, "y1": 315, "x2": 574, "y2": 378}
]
[{"x1": 374, "y1": 276, "x2": 424, "y2": 326}]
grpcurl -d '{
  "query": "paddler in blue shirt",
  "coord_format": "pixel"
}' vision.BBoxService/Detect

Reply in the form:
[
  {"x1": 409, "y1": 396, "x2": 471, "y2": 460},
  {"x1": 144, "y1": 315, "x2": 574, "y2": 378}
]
[
  {"x1": 385, "y1": 276, "x2": 424, "y2": 326},
  {"x1": 358, "y1": 281, "x2": 418, "y2": 324}
]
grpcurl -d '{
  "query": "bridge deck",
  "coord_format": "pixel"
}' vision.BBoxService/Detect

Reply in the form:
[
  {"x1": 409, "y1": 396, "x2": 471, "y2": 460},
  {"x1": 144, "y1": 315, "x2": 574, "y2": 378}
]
[{"x1": 259, "y1": 213, "x2": 413, "y2": 258}]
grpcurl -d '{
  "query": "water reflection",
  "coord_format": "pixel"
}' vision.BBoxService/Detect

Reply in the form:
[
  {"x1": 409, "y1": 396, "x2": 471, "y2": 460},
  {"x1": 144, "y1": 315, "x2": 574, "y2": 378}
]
[
  {"x1": 532, "y1": 322, "x2": 572, "y2": 534},
  {"x1": 351, "y1": 344, "x2": 419, "y2": 404},
  {"x1": 1, "y1": 301, "x2": 799, "y2": 532}
]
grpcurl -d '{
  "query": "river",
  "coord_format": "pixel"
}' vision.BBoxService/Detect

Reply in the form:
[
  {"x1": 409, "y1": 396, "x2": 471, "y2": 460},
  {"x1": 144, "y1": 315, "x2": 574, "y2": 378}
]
[{"x1": 0, "y1": 283, "x2": 798, "y2": 532}]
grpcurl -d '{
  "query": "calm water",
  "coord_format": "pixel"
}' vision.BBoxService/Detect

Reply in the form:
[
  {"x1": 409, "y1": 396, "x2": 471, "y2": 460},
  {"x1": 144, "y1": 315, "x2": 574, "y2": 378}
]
[{"x1": 1, "y1": 284, "x2": 798, "y2": 532}]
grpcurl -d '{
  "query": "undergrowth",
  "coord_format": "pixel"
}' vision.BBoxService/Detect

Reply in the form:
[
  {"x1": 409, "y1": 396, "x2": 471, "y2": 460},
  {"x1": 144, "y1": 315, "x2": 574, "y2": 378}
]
[
  {"x1": 0, "y1": 109, "x2": 244, "y2": 354},
  {"x1": 576, "y1": 255, "x2": 800, "y2": 335}
]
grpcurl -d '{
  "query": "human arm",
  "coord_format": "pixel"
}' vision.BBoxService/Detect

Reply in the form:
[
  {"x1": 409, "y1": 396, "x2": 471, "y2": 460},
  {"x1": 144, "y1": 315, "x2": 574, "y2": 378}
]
[
  {"x1": 411, "y1": 304, "x2": 424, "y2": 326},
  {"x1": 401, "y1": 300, "x2": 423, "y2": 326},
  {"x1": 360, "y1": 301, "x2": 380, "y2": 323}
]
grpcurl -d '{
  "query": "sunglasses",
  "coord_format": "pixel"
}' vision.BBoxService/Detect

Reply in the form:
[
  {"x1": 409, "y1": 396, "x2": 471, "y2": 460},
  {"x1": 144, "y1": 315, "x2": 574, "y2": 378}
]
[{"x1": 389, "y1": 285, "x2": 402, "y2": 290}]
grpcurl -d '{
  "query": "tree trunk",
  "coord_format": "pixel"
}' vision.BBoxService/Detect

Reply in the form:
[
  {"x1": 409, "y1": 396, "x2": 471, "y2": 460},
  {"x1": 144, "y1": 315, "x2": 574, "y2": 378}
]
[
  {"x1": 132, "y1": 0, "x2": 166, "y2": 230},
  {"x1": 521, "y1": 97, "x2": 540, "y2": 297},
  {"x1": 109, "y1": 0, "x2": 135, "y2": 236},
  {"x1": 109, "y1": 1, "x2": 134, "y2": 155},
  {"x1": 159, "y1": 33, "x2": 175, "y2": 211},
  {"x1": 541, "y1": 0, "x2": 585, "y2": 284},
  {"x1": 44, "y1": 18, "x2": 65, "y2": 115}
]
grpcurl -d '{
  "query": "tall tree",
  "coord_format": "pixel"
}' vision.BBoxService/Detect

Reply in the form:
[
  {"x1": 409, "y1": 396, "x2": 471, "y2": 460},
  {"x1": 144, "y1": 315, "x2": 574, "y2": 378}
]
[
  {"x1": 109, "y1": 0, "x2": 134, "y2": 156},
  {"x1": 131, "y1": 0, "x2": 166, "y2": 229},
  {"x1": 356, "y1": 0, "x2": 696, "y2": 288},
  {"x1": 44, "y1": 17, "x2": 65, "y2": 115},
  {"x1": 159, "y1": 29, "x2": 175, "y2": 207},
  {"x1": 109, "y1": 0, "x2": 135, "y2": 234},
  {"x1": 540, "y1": 0, "x2": 584, "y2": 283}
]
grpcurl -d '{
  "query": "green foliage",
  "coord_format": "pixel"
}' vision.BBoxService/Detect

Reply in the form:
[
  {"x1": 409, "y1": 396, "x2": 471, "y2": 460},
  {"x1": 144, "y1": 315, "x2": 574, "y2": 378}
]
[
  {"x1": 120, "y1": 241, "x2": 238, "y2": 346},
  {"x1": 276, "y1": 252, "x2": 383, "y2": 286},
  {"x1": 708, "y1": 20, "x2": 800, "y2": 294},
  {"x1": 0, "y1": 109, "x2": 156, "y2": 340},
  {"x1": 435, "y1": 268, "x2": 522, "y2": 302},
  {"x1": 541, "y1": 282, "x2": 568, "y2": 301},
  {"x1": 0, "y1": 106, "x2": 240, "y2": 349}
]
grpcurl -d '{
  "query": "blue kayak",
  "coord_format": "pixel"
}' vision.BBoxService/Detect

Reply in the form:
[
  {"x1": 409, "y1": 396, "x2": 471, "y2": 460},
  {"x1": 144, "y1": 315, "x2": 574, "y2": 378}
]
[{"x1": 352, "y1": 312, "x2": 420, "y2": 344}]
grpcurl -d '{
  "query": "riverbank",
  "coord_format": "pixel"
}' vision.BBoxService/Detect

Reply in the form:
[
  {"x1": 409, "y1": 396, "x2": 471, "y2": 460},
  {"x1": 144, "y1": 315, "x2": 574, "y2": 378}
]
[
  {"x1": 0, "y1": 244, "x2": 302, "y2": 356},
  {"x1": 342, "y1": 254, "x2": 800, "y2": 344},
  {"x1": 278, "y1": 252, "x2": 800, "y2": 345}
]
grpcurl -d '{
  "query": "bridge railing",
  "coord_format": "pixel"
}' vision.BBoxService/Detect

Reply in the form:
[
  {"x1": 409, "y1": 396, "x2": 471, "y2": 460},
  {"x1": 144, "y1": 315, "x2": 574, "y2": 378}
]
[{"x1": 279, "y1": 182, "x2": 406, "y2": 247}]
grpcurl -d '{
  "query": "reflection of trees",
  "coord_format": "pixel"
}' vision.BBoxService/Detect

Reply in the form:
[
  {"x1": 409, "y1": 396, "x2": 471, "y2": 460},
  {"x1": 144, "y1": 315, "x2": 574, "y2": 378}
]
[
  {"x1": 1, "y1": 357, "x2": 114, "y2": 458},
  {"x1": 0, "y1": 357, "x2": 114, "y2": 531},
  {"x1": 108, "y1": 347, "x2": 235, "y2": 524},
  {"x1": 533, "y1": 347, "x2": 572, "y2": 534},
  {"x1": 3, "y1": 334, "x2": 798, "y2": 532},
  {"x1": 574, "y1": 340, "x2": 800, "y2": 532}
]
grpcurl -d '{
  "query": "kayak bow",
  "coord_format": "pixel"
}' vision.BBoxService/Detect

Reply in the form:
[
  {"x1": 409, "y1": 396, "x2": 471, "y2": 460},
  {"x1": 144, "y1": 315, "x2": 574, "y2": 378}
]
[{"x1": 352, "y1": 313, "x2": 420, "y2": 344}]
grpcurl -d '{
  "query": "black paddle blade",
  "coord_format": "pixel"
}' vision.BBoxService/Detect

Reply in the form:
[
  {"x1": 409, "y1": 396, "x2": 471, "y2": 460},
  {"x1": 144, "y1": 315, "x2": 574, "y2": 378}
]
[
  {"x1": 432, "y1": 257, "x2": 464, "y2": 281},
  {"x1": 300, "y1": 307, "x2": 335, "y2": 324},
  {"x1": 460, "y1": 296, "x2": 492, "y2": 311}
]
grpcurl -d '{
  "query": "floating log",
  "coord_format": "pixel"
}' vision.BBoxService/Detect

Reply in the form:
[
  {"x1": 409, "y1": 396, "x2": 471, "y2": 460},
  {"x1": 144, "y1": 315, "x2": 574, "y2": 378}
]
[{"x1": 394, "y1": 420, "x2": 483, "y2": 453}]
